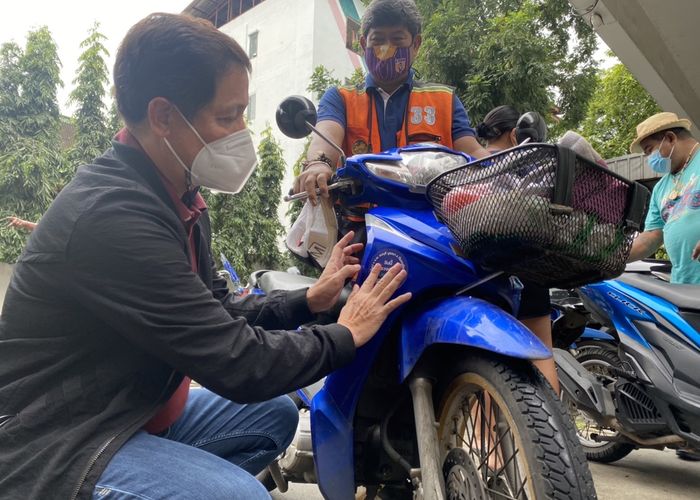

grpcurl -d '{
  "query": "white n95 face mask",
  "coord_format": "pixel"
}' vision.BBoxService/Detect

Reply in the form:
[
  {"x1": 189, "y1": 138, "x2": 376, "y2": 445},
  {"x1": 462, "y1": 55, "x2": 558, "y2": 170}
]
[{"x1": 164, "y1": 108, "x2": 258, "y2": 194}]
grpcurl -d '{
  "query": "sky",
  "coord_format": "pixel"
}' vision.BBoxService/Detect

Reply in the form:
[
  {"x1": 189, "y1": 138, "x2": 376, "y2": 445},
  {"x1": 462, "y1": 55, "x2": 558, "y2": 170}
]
[{"x1": 0, "y1": 0, "x2": 192, "y2": 114}]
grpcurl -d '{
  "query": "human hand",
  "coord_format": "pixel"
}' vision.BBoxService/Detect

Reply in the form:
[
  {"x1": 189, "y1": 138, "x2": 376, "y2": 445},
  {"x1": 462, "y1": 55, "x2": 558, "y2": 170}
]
[
  {"x1": 5, "y1": 216, "x2": 35, "y2": 231},
  {"x1": 293, "y1": 162, "x2": 333, "y2": 206},
  {"x1": 337, "y1": 263, "x2": 412, "y2": 348},
  {"x1": 306, "y1": 231, "x2": 364, "y2": 314},
  {"x1": 692, "y1": 240, "x2": 700, "y2": 261}
]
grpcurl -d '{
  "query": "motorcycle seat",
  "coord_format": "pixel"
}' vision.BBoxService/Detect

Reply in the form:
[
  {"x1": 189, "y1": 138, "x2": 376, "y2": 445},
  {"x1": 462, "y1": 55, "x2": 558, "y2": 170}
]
[
  {"x1": 258, "y1": 271, "x2": 318, "y2": 293},
  {"x1": 618, "y1": 273, "x2": 700, "y2": 311}
]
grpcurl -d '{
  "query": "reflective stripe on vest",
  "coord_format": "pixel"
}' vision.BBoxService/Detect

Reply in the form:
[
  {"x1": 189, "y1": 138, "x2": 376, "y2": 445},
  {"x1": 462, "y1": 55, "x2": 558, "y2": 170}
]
[{"x1": 338, "y1": 82, "x2": 455, "y2": 157}]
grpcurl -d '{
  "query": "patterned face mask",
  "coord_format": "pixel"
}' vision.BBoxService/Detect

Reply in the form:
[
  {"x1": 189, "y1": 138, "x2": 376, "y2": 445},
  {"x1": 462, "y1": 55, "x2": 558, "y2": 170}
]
[{"x1": 364, "y1": 44, "x2": 412, "y2": 82}]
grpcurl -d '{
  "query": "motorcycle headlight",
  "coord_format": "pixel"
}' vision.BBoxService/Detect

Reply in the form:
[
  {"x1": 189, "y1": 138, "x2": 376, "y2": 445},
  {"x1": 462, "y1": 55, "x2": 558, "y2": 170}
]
[{"x1": 365, "y1": 150, "x2": 468, "y2": 188}]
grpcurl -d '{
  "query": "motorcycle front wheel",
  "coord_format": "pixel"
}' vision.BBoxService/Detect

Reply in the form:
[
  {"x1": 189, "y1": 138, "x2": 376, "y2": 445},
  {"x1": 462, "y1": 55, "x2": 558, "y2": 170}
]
[{"x1": 436, "y1": 353, "x2": 597, "y2": 500}]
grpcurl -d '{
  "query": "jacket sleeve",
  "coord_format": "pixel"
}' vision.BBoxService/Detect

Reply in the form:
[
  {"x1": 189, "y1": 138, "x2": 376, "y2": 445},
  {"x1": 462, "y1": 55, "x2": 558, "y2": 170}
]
[
  {"x1": 211, "y1": 260, "x2": 316, "y2": 330},
  {"x1": 65, "y1": 196, "x2": 355, "y2": 403}
]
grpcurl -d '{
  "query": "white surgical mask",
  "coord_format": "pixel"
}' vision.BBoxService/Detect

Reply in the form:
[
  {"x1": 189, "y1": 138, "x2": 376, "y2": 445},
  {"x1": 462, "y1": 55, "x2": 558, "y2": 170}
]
[{"x1": 164, "y1": 108, "x2": 258, "y2": 194}]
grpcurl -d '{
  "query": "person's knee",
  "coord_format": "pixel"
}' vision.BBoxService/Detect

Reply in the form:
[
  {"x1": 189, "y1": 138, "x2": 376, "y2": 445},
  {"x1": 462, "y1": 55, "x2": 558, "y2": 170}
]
[
  {"x1": 196, "y1": 470, "x2": 270, "y2": 500},
  {"x1": 267, "y1": 395, "x2": 299, "y2": 453}
]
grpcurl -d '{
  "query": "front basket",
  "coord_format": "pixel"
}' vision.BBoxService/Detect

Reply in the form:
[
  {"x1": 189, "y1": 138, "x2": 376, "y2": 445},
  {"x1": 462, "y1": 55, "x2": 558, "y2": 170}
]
[{"x1": 426, "y1": 144, "x2": 650, "y2": 289}]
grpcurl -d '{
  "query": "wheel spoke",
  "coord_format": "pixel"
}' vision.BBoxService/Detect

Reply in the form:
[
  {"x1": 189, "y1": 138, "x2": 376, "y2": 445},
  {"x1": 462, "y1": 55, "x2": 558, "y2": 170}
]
[{"x1": 454, "y1": 390, "x2": 529, "y2": 499}]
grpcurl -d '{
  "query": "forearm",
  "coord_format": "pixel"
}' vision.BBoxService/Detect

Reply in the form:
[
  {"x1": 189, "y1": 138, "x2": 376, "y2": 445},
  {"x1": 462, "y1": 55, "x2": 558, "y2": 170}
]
[
  {"x1": 628, "y1": 230, "x2": 663, "y2": 262},
  {"x1": 305, "y1": 120, "x2": 346, "y2": 169},
  {"x1": 220, "y1": 288, "x2": 315, "y2": 330},
  {"x1": 453, "y1": 135, "x2": 490, "y2": 159},
  {"x1": 307, "y1": 137, "x2": 341, "y2": 169}
]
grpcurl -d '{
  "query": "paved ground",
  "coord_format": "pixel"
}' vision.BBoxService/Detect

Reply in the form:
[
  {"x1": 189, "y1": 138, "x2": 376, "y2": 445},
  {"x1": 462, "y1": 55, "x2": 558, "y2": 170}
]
[{"x1": 272, "y1": 449, "x2": 700, "y2": 499}]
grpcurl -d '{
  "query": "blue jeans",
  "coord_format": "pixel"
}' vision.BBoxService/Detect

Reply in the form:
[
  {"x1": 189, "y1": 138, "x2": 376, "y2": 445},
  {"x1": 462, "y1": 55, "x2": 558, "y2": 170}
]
[{"x1": 93, "y1": 388, "x2": 298, "y2": 499}]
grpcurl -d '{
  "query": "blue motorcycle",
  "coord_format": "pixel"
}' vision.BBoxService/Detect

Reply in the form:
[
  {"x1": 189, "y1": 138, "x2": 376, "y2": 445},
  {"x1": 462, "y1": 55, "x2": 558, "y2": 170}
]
[
  {"x1": 263, "y1": 96, "x2": 649, "y2": 500},
  {"x1": 555, "y1": 262, "x2": 700, "y2": 464}
]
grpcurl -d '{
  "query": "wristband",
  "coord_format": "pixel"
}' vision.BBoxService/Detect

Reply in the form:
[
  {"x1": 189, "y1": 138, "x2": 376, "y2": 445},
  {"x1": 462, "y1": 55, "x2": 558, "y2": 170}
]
[{"x1": 302, "y1": 152, "x2": 334, "y2": 172}]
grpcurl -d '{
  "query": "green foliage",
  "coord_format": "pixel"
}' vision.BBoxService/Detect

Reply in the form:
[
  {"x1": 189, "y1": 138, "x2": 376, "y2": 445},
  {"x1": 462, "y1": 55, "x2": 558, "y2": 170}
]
[
  {"x1": 0, "y1": 42, "x2": 23, "y2": 139},
  {"x1": 0, "y1": 136, "x2": 67, "y2": 262},
  {"x1": 16, "y1": 27, "x2": 63, "y2": 141},
  {"x1": 345, "y1": 67, "x2": 366, "y2": 87},
  {"x1": 287, "y1": 137, "x2": 311, "y2": 226},
  {"x1": 308, "y1": 65, "x2": 342, "y2": 100},
  {"x1": 205, "y1": 126, "x2": 288, "y2": 280},
  {"x1": 414, "y1": 0, "x2": 597, "y2": 131},
  {"x1": 580, "y1": 62, "x2": 660, "y2": 159},
  {"x1": 0, "y1": 27, "x2": 66, "y2": 262},
  {"x1": 68, "y1": 23, "x2": 112, "y2": 165},
  {"x1": 107, "y1": 99, "x2": 123, "y2": 137}
]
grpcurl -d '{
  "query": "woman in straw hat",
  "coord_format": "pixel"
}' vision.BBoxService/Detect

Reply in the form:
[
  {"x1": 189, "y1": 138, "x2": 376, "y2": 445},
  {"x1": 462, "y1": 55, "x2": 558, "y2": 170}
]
[{"x1": 627, "y1": 112, "x2": 700, "y2": 286}]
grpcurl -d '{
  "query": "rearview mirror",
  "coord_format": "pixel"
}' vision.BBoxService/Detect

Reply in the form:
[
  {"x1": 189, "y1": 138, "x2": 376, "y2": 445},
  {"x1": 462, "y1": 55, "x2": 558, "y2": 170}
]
[{"x1": 276, "y1": 96, "x2": 317, "y2": 139}]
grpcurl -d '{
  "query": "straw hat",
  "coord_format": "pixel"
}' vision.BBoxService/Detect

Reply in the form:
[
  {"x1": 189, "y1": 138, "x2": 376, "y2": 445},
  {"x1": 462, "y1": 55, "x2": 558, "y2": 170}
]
[{"x1": 630, "y1": 112, "x2": 692, "y2": 153}]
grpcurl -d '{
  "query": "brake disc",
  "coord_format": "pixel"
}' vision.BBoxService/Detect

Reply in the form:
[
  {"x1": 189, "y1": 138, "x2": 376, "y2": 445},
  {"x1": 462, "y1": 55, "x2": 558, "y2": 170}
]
[{"x1": 442, "y1": 448, "x2": 488, "y2": 500}]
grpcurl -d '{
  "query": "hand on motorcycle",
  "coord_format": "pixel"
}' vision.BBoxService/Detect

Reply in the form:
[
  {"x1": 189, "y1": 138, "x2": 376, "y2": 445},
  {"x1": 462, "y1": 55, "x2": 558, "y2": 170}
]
[
  {"x1": 293, "y1": 162, "x2": 333, "y2": 206},
  {"x1": 306, "y1": 231, "x2": 364, "y2": 314},
  {"x1": 338, "y1": 263, "x2": 412, "y2": 348}
]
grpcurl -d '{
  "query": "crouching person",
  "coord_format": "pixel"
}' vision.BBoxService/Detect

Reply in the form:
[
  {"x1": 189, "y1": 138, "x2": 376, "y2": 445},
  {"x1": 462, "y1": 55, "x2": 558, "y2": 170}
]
[{"x1": 0, "y1": 13, "x2": 409, "y2": 500}]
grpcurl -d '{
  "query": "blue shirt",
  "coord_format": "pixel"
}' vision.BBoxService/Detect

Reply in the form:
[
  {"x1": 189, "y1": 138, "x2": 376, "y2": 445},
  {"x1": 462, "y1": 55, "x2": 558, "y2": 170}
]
[
  {"x1": 317, "y1": 70, "x2": 476, "y2": 151},
  {"x1": 645, "y1": 152, "x2": 700, "y2": 284}
]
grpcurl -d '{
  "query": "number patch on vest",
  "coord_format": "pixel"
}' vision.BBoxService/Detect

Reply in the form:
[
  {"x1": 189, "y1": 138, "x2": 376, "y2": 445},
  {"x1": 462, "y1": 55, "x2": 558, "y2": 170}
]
[{"x1": 410, "y1": 106, "x2": 437, "y2": 125}]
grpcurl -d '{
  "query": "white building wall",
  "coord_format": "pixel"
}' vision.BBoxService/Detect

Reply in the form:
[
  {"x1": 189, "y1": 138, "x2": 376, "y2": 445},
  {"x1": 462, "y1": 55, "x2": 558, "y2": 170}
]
[
  {"x1": 219, "y1": 0, "x2": 364, "y2": 230},
  {"x1": 0, "y1": 263, "x2": 14, "y2": 313}
]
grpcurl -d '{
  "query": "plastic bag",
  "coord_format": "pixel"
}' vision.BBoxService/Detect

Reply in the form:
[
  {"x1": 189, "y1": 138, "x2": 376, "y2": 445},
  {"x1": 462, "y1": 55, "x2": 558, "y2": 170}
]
[{"x1": 285, "y1": 198, "x2": 338, "y2": 268}]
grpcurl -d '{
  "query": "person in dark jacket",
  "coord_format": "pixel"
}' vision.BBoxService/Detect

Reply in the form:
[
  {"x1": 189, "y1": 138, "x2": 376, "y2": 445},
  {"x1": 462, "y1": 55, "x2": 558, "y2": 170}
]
[{"x1": 0, "y1": 13, "x2": 410, "y2": 500}]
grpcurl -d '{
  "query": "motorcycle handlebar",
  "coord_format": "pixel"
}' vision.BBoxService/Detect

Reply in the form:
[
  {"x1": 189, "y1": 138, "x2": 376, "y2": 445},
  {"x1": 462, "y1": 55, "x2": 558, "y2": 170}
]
[{"x1": 284, "y1": 179, "x2": 355, "y2": 202}]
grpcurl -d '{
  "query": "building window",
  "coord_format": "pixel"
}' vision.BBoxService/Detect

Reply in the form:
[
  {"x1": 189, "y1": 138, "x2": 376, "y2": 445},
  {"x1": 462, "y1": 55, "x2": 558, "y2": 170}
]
[
  {"x1": 247, "y1": 94, "x2": 256, "y2": 123},
  {"x1": 248, "y1": 31, "x2": 258, "y2": 59}
]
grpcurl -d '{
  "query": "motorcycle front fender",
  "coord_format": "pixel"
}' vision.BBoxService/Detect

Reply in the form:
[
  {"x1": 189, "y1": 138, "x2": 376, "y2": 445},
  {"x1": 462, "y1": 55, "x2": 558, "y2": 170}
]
[{"x1": 399, "y1": 296, "x2": 551, "y2": 382}]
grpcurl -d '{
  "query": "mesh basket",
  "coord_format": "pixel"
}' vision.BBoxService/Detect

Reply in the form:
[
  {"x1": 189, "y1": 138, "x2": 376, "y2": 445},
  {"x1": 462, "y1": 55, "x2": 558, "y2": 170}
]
[{"x1": 426, "y1": 145, "x2": 650, "y2": 289}]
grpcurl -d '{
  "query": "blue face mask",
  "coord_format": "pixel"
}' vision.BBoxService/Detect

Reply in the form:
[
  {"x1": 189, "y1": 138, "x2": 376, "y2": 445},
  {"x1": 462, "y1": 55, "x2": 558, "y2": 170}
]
[{"x1": 647, "y1": 137, "x2": 674, "y2": 174}]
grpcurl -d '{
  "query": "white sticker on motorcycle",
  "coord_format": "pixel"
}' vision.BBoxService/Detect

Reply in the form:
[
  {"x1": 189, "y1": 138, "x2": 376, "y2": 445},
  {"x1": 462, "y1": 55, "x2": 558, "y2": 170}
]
[{"x1": 370, "y1": 249, "x2": 409, "y2": 278}]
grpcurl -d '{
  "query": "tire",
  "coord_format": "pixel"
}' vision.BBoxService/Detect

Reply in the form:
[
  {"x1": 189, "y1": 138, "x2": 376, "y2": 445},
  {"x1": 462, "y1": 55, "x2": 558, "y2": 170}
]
[
  {"x1": 570, "y1": 347, "x2": 635, "y2": 463},
  {"x1": 436, "y1": 353, "x2": 597, "y2": 500},
  {"x1": 574, "y1": 340, "x2": 616, "y2": 357}
]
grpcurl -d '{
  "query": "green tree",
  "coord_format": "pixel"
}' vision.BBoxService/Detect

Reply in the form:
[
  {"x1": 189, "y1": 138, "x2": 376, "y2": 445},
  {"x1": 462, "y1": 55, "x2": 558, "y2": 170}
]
[
  {"x1": 580, "y1": 61, "x2": 660, "y2": 159},
  {"x1": 68, "y1": 23, "x2": 111, "y2": 165},
  {"x1": 107, "y1": 99, "x2": 123, "y2": 137},
  {"x1": 0, "y1": 42, "x2": 23, "y2": 145},
  {"x1": 0, "y1": 27, "x2": 66, "y2": 262},
  {"x1": 345, "y1": 67, "x2": 366, "y2": 87},
  {"x1": 16, "y1": 26, "x2": 62, "y2": 141},
  {"x1": 308, "y1": 65, "x2": 341, "y2": 100},
  {"x1": 206, "y1": 126, "x2": 287, "y2": 279},
  {"x1": 413, "y1": 0, "x2": 597, "y2": 131}
]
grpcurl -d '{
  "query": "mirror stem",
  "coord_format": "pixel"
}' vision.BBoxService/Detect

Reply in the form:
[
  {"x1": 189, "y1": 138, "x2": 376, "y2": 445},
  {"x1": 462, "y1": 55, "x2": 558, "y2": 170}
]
[{"x1": 306, "y1": 121, "x2": 346, "y2": 167}]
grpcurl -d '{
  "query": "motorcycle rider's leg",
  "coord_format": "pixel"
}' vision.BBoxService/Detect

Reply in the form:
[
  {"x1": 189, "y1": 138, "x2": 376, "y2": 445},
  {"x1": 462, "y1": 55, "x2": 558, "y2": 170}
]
[
  {"x1": 93, "y1": 430, "x2": 270, "y2": 499},
  {"x1": 162, "y1": 388, "x2": 298, "y2": 474},
  {"x1": 518, "y1": 282, "x2": 560, "y2": 393},
  {"x1": 520, "y1": 315, "x2": 560, "y2": 394}
]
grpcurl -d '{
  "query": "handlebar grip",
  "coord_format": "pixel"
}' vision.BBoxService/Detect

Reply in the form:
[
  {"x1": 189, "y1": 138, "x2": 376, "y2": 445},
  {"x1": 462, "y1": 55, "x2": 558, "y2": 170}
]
[
  {"x1": 283, "y1": 179, "x2": 353, "y2": 202},
  {"x1": 284, "y1": 190, "x2": 316, "y2": 202}
]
